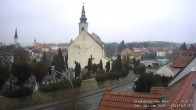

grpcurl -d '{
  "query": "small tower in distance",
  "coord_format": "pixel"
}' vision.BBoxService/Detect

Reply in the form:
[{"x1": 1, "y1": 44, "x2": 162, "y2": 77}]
[
  {"x1": 14, "y1": 28, "x2": 19, "y2": 47},
  {"x1": 79, "y1": 3, "x2": 88, "y2": 34},
  {"x1": 33, "y1": 38, "x2": 36, "y2": 46}
]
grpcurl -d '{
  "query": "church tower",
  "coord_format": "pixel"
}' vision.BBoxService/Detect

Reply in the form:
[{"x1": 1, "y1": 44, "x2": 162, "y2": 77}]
[
  {"x1": 14, "y1": 28, "x2": 19, "y2": 47},
  {"x1": 79, "y1": 4, "x2": 88, "y2": 34}
]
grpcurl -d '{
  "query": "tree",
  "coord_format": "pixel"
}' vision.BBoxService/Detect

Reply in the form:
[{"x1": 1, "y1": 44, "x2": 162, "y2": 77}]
[
  {"x1": 0, "y1": 63, "x2": 10, "y2": 89},
  {"x1": 189, "y1": 44, "x2": 195, "y2": 50},
  {"x1": 87, "y1": 58, "x2": 92, "y2": 72},
  {"x1": 118, "y1": 40, "x2": 126, "y2": 53},
  {"x1": 99, "y1": 59, "x2": 103, "y2": 71},
  {"x1": 111, "y1": 60, "x2": 116, "y2": 72},
  {"x1": 13, "y1": 47, "x2": 30, "y2": 62},
  {"x1": 53, "y1": 48, "x2": 65, "y2": 72},
  {"x1": 65, "y1": 54, "x2": 68, "y2": 69},
  {"x1": 92, "y1": 64, "x2": 98, "y2": 74},
  {"x1": 133, "y1": 57, "x2": 137, "y2": 67},
  {"x1": 105, "y1": 43, "x2": 118, "y2": 58},
  {"x1": 123, "y1": 57, "x2": 130, "y2": 70},
  {"x1": 133, "y1": 63, "x2": 146, "y2": 74},
  {"x1": 180, "y1": 42, "x2": 187, "y2": 50},
  {"x1": 136, "y1": 59, "x2": 140, "y2": 67},
  {"x1": 11, "y1": 62, "x2": 31, "y2": 86},
  {"x1": 105, "y1": 61, "x2": 110, "y2": 72},
  {"x1": 32, "y1": 62, "x2": 48, "y2": 84},
  {"x1": 133, "y1": 72, "x2": 173, "y2": 92},
  {"x1": 116, "y1": 54, "x2": 122, "y2": 71},
  {"x1": 41, "y1": 51, "x2": 48, "y2": 63},
  {"x1": 75, "y1": 62, "x2": 81, "y2": 78}
]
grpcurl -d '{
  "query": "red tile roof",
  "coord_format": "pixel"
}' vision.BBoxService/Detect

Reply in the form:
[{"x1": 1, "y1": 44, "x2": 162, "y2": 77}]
[
  {"x1": 171, "y1": 56, "x2": 192, "y2": 68},
  {"x1": 121, "y1": 48, "x2": 132, "y2": 53},
  {"x1": 150, "y1": 87, "x2": 166, "y2": 95},
  {"x1": 99, "y1": 90, "x2": 161, "y2": 110},
  {"x1": 99, "y1": 71, "x2": 196, "y2": 110},
  {"x1": 152, "y1": 71, "x2": 196, "y2": 110}
]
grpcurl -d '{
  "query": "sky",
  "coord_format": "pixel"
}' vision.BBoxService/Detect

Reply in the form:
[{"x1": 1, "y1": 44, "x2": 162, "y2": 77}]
[{"x1": 0, "y1": 0, "x2": 196, "y2": 46}]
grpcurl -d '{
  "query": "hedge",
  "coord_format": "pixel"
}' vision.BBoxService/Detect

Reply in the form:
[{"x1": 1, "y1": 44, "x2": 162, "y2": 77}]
[
  {"x1": 2, "y1": 87, "x2": 33, "y2": 98},
  {"x1": 95, "y1": 74, "x2": 108, "y2": 82},
  {"x1": 39, "y1": 79, "x2": 82, "y2": 92},
  {"x1": 95, "y1": 69, "x2": 129, "y2": 82}
]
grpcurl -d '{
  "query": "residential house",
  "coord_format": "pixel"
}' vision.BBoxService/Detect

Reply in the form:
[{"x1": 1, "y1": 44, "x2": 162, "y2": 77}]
[
  {"x1": 121, "y1": 48, "x2": 132, "y2": 57},
  {"x1": 155, "y1": 56, "x2": 193, "y2": 77},
  {"x1": 99, "y1": 57, "x2": 196, "y2": 110}
]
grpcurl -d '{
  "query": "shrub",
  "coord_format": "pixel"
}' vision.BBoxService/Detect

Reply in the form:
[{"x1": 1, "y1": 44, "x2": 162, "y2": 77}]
[
  {"x1": 39, "y1": 79, "x2": 82, "y2": 92},
  {"x1": 119, "y1": 69, "x2": 129, "y2": 78},
  {"x1": 107, "y1": 72, "x2": 120, "y2": 80},
  {"x1": 133, "y1": 64, "x2": 146, "y2": 74},
  {"x1": 133, "y1": 72, "x2": 173, "y2": 92},
  {"x1": 39, "y1": 80, "x2": 69, "y2": 92},
  {"x1": 2, "y1": 87, "x2": 33, "y2": 98},
  {"x1": 72, "y1": 79, "x2": 82, "y2": 87},
  {"x1": 95, "y1": 74, "x2": 108, "y2": 82}
]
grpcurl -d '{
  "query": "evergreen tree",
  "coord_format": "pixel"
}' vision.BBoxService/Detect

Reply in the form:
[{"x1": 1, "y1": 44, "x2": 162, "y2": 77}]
[
  {"x1": 99, "y1": 59, "x2": 103, "y2": 70},
  {"x1": 78, "y1": 63, "x2": 81, "y2": 75},
  {"x1": 87, "y1": 58, "x2": 92, "y2": 72},
  {"x1": 105, "y1": 61, "x2": 110, "y2": 72},
  {"x1": 32, "y1": 62, "x2": 48, "y2": 84},
  {"x1": 136, "y1": 59, "x2": 140, "y2": 67},
  {"x1": 116, "y1": 54, "x2": 122, "y2": 71},
  {"x1": 133, "y1": 57, "x2": 137, "y2": 67},
  {"x1": 54, "y1": 48, "x2": 65, "y2": 72},
  {"x1": 41, "y1": 51, "x2": 47, "y2": 63},
  {"x1": 75, "y1": 62, "x2": 81, "y2": 78},
  {"x1": 118, "y1": 40, "x2": 126, "y2": 53},
  {"x1": 0, "y1": 63, "x2": 10, "y2": 89},
  {"x1": 11, "y1": 62, "x2": 31, "y2": 86},
  {"x1": 189, "y1": 44, "x2": 195, "y2": 50},
  {"x1": 92, "y1": 64, "x2": 98, "y2": 74},
  {"x1": 180, "y1": 42, "x2": 187, "y2": 50},
  {"x1": 111, "y1": 60, "x2": 116, "y2": 72},
  {"x1": 65, "y1": 54, "x2": 68, "y2": 69}
]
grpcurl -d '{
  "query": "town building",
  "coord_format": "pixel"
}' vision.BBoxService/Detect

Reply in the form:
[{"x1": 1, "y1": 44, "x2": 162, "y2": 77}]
[
  {"x1": 99, "y1": 57, "x2": 196, "y2": 110},
  {"x1": 155, "y1": 56, "x2": 193, "y2": 77},
  {"x1": 68, "y1": 4, "x2": 110, "y2": 68}
]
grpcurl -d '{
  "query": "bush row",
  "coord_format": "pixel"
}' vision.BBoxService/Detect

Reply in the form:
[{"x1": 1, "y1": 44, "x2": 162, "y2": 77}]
[
  {"x1": 2, "y1": 87, "x2": 33, "y2": 98},
  {"x1": 95, "y1": 69, "x2": 129, "y2": 82},
  {"x1": 39, "y1": 79, "x2": 82, "y2": 92},
  {"x1": 133, "y1": 72, "x2": 173, "y2": 92}
]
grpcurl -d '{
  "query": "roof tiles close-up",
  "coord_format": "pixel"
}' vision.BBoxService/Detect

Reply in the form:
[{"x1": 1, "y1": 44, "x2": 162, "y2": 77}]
[{"x1": 171, "y1": 56, "x2": 192, "y2": 68}]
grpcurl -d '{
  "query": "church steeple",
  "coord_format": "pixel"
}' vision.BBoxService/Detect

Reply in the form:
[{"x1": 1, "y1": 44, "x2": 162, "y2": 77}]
[
  {"x1": 80, "y1": 4, "x2": 87, "y2": 23},
  {"x1": 79, "y1": 3, "x2": 88, "y2": 34},
  {"x1": 14, "y1": 28, "x2": 18, "y2": 39},
  {"x1": 14, "y1": 28, "x2": 19, "y2": 47}
]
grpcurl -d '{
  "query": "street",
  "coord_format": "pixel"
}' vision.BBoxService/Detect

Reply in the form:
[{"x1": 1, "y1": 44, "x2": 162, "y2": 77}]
[
  {"x1": 35, "y1": 82, "x2": 134, "y2": 110},
  {"x1": 78, "y1": 82, "x2": 134, "y2": 110}
]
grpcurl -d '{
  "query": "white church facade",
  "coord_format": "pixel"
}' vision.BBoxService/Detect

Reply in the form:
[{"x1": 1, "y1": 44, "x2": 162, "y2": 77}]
[{"x1": 68, "y1": 5, "x2": 110, "y2": 69}]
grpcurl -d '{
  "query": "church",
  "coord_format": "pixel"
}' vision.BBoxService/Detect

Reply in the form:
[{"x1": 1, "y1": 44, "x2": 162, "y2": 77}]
[{"x1": 68, "y1": 5, "x2": 110, "y2": 69}]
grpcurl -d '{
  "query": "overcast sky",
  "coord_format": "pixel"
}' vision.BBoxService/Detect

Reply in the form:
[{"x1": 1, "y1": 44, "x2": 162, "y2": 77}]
[{"x1": 0, "y1": 0, "x2": 196, "y2": 46}]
